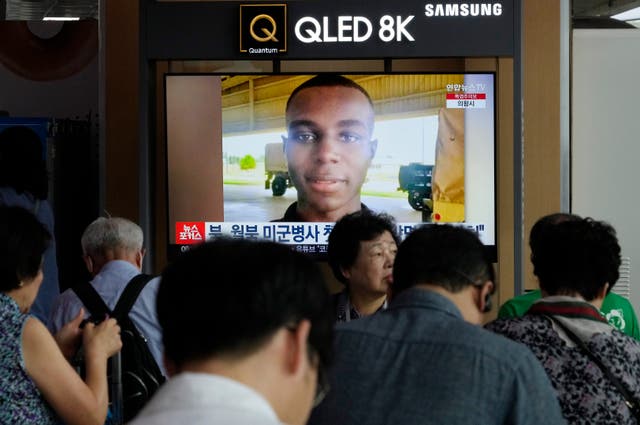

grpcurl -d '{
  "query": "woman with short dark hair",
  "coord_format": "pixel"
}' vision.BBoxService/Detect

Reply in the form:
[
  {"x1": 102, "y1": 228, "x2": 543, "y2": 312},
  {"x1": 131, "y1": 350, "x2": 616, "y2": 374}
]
[
  {"x1": 487, "y1": 217, "x2": 640, "y2": 424},
  {"x1": 0, "y1": 206, "x2": 121, "y2": 425},
  {"x1": 328, "y1": 210, "x2": 399, "y2": 322}
]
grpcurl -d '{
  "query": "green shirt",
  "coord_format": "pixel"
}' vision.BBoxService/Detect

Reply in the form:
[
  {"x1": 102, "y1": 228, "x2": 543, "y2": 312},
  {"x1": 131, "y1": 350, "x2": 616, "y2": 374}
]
[{"x1": 498, "y1": 289, "x2": 640, "y2": 340}]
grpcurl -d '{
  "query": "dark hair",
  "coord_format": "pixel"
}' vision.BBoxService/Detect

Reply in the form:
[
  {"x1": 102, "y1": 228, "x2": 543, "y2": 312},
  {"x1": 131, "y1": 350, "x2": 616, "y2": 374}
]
[
  {"x1": 158, "y1": 238, "x2": 333, "y2": 369},
  {"x1": 0, "y1": 126, "x2": 48, "y2": 199},
  {"x1": 0, "y1": 206, "x2": 51, "y2": 292},
  {"x1": 533, "y1": 218, "x2": 621, "y2": 300},
  {"x1": 286, "y1": 74, "x2": 374, "y2": 112},
  {"x1": 529, "y1": 212, "x2": 581, "y2": 259},
  {"x1": 392, "y1": 224, "x2": 494, "y2": 295},
  {"x1": 328, "y1": 210, "x2": 399, "y2": 285}
]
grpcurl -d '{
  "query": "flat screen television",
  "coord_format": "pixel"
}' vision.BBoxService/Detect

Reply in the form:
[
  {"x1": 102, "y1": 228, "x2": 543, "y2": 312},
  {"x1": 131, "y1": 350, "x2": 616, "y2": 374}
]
[{"x1": 165, "y1": 73, "x2": 496, "y2": 260}]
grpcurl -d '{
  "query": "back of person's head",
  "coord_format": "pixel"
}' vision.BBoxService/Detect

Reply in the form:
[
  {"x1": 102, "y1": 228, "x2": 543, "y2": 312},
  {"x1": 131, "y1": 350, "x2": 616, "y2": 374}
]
[
  {"x1": 328, "y1": 210, "x2": 399, "y2": 285},
  {"x1": 81, "y1": 217, "x2": 144, "y2": 259},
  {"x1": 158, "y1": 238, "x2": 333, "y2": 370},
  {"x1": 286, "y1": 74, "x2": 374, "y2": 112},
  {"x1": 0, "y1": 206, "x2": 51, "y2": 291},
  {"x1": 533, "y1": 218, "x2": 621, "y2": 300},
  {"x1": 529, "y1": 212, "x2": 581, "y2": 257},
  {"x1": 393, "y1": 224, "x2": 494, "y2": 295},
  {"x1": 0, "y1": 126, "x2": 48, "y2": 199}
]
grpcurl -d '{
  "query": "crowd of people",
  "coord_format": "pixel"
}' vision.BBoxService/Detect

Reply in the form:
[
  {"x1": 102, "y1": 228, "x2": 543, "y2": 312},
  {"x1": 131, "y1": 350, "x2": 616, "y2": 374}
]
[
  {"x1": 2, "y1": 74, "x2": 640, "y2": 425},
  {"x1": 2, "y1": 201, "x2": 639, "y2": 424}
]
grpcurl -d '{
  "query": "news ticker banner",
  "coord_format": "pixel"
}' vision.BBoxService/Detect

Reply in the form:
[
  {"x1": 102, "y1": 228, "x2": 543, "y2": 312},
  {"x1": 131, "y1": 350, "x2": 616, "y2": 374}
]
[
  {"x1": 147, "y1": 1, "x2": 515, "y2": 60},
  {"x1": 175, "y1": 221, "x2": 490, "y2": 250}
]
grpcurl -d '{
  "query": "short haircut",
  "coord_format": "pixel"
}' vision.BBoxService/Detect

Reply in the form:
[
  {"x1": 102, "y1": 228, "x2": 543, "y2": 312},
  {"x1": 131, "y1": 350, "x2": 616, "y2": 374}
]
[
  {"x1": 286, "y1": 74, "x2": 374, "y2": 113},
  {"x1": 0, "y1": 206, "x2": 51, "y2": 291},
  {"x1": 158, "y1": 238, "x2": 333, "y2": 369},
  {"x1": 328, "y1": 210, "x2": 399, "y2": 285},
  {"x1": 0, "y1": 126, "x2": 48, "y2": 200},
  {"x1": 81, "y1": 217, "x2": 144, "y2": 258},
  {"x1": 529, "y1": 212, "x2": 581, "y2": 257},
  {"x1": 392, "y1": 224, "x2": 494, "y2": 295},
  {"x1": 533, "y1": 218, "x2": 621, "y2": 300}
]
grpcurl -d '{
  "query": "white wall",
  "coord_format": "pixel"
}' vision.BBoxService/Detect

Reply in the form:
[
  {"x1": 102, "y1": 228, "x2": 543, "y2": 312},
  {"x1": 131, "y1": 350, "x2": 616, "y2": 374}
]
[{"x1": 572, "y1": 29, "x2": 640, "y2": 311}]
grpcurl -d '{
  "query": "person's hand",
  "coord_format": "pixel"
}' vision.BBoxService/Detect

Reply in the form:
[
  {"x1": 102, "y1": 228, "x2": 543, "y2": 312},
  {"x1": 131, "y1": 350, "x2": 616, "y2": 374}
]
[
  {"x1": 82, "y1": 317, "x2": 122, "y2": 361},
  {"x1": 54, "y1": 308, "x2": 85, "y2": 361}
]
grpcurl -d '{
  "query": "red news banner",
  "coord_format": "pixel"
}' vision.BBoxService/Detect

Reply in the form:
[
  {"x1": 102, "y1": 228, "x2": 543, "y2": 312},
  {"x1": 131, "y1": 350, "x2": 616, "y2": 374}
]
[
  {"x1": 175, "y1": 222, "x2": 489, "y2": 246},
  {"x1": 446, "y1": 92, "x2": 487, "y2": 109}
]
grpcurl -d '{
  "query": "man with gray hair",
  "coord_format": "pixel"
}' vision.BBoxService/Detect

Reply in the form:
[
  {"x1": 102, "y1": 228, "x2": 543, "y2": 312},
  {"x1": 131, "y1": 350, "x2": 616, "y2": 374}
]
[{"x1": 49, "y1": 217, "x2": 164, "y2": 374}]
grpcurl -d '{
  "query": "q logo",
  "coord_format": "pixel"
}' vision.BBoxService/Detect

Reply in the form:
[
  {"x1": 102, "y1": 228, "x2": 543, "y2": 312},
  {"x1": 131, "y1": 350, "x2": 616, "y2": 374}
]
[
  {"x1": 250, "y1": 14, "x2": 279, "y2": 42},
  {"x1": 240, "y1": 4, "x2": 287, "y2": 53}
]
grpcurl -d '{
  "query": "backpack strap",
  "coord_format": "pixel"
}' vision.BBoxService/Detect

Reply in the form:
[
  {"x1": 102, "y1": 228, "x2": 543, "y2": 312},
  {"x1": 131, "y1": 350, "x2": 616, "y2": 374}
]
[
  {"x1": 73, "y1": 281, "x2": 112, "y2": 319},
  {"x1": 112, "y1": 274, "x2": 153, "y2": 321}
]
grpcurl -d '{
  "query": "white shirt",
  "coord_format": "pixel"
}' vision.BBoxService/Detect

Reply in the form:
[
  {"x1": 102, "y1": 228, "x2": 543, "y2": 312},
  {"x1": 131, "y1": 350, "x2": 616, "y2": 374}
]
[{"x1": 129, "y1": 372, "x2": 284, "y2": 425}]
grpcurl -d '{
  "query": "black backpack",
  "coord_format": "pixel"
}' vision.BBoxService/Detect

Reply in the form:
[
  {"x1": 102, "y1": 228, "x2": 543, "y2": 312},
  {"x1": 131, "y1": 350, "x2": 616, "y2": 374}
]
[{"x1": 73, "y1": 274, "x2": 166, "y2": 423}]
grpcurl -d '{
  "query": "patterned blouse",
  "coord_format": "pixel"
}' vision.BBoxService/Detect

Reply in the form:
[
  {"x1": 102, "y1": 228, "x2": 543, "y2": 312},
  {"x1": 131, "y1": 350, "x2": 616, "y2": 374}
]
[
  {"x1": 486, "y1": 296, "x2": 640, "y2": 425},
  {"x1": 0, "y1": 293, "x2": 59, "y2": 424}
]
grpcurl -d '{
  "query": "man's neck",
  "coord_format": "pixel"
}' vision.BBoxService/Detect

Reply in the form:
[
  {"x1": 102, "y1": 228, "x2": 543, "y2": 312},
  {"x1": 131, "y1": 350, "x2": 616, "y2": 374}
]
[
  {"x1": 91, "y1": 250, "x2": 141, "y2": 276},
  {"x1": 415, "y1": 283, "x2": 483, "y2": 324}
]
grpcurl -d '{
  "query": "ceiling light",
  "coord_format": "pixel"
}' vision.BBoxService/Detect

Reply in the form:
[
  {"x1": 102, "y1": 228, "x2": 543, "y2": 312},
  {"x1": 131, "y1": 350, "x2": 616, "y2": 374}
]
[{"x1": 43, "y1": 17, "x2": 81, "y2": 21}]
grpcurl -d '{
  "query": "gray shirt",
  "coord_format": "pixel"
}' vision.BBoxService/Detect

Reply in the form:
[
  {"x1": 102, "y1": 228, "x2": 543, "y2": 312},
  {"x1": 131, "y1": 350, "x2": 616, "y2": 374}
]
[{"x1": 308, "y1": 288, "x2": 566, "y2": 425}]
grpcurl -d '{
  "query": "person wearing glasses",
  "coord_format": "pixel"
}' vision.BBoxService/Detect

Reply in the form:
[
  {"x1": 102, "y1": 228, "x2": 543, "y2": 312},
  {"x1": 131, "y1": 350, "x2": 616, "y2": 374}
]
[
  {"x1": 129, "y1": 238, "x2": 333, "y2": 425},
  {"x1": 308, "y1": 225, "x2": 565, "y2": 425},
  {"x1": 327, "y1": 210, "x2": 399, "y2": 322}
]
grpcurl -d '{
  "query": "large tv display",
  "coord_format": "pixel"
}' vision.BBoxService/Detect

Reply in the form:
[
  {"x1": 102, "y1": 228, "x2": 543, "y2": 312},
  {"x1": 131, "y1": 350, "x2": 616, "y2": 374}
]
[{"x1": 165, "y1": 73, "x2": 496, "y2": 260}]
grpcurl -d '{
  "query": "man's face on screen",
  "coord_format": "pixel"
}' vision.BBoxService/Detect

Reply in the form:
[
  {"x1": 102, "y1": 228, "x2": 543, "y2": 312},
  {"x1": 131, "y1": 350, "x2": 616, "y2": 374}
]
[{"x1": 283, "y1": 85, "x2": 377, "y2": 222}]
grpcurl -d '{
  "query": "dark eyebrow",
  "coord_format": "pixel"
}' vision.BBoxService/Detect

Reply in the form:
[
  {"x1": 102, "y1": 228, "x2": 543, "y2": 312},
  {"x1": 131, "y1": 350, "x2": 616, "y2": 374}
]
[
  {"x1": 336, "y1": 119, "x2": 368, "y2": 129},
  {"x1": 288, "y1": 119, "x2": 369, "y2": 129},
  {"x1": 287, "y1": 119, "x2": 317, "y2": 130}
]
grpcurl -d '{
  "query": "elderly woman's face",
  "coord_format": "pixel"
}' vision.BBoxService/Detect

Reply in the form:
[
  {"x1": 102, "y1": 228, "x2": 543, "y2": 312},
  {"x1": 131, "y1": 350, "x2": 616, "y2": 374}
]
[{"x1": 343, "y1": 231, "x2": 397, "y2": 297}]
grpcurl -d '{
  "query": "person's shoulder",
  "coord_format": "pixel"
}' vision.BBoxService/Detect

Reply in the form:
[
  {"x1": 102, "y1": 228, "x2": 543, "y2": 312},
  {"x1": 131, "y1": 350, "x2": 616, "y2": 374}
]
[
  {"x1": 271, "y1": 202, "x2": 299, "y2": 222},
  {"x1": 49, "y1": 287, "x2": 83, "y2": 330},
  {"x1": 51, "y1": 287, "x2": 82, "y2": 312},
  {"x1": 485, "y1": 314, "x2": 537, "y2": 337},
  {"x1": 137, "y1": 275, "x2": 161, "y2": 301},
  {"x1": 602, "y1": 292, "x2": 633, "y2": 309},
  {"x1": 480, "y1": 317, "x2": 546, "y2": 361}
]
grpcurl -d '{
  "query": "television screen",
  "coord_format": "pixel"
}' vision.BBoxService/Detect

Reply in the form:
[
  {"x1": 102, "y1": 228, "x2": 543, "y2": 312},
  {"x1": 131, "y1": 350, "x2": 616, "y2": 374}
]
[{"x1": 165, "y1": 73, "x2": 496, "y2": 260}]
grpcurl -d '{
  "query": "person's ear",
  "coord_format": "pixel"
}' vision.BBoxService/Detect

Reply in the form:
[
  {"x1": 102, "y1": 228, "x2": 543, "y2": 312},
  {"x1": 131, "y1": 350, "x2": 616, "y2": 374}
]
[
  {"x1": 286, "y1": 319, "x2": 312, "y2": 377},
  {"x1": 478, "y1": 281, "x2": 494, "y2": 314},
  {"x1": 369, "y1": 138, "x2": 378, "y2": 159},
  {"x1": 340, "y1": 266, "x2": 352, "y2": 281},
  {"x1": 136, "y1": 248, "x2": 146, "y2": 270},
  {"x1": 281, "y1": 134, "x2": 288, "y2": 147},
  {"x1": 83, "y1": 255, "x2": 93, "y2": 274}
]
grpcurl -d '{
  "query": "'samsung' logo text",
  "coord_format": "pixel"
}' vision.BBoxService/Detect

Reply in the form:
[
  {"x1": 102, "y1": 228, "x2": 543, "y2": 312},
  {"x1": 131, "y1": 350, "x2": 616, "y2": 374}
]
[{"x1": 425, "y1": 2, "x2": 503, "y2": 17}]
